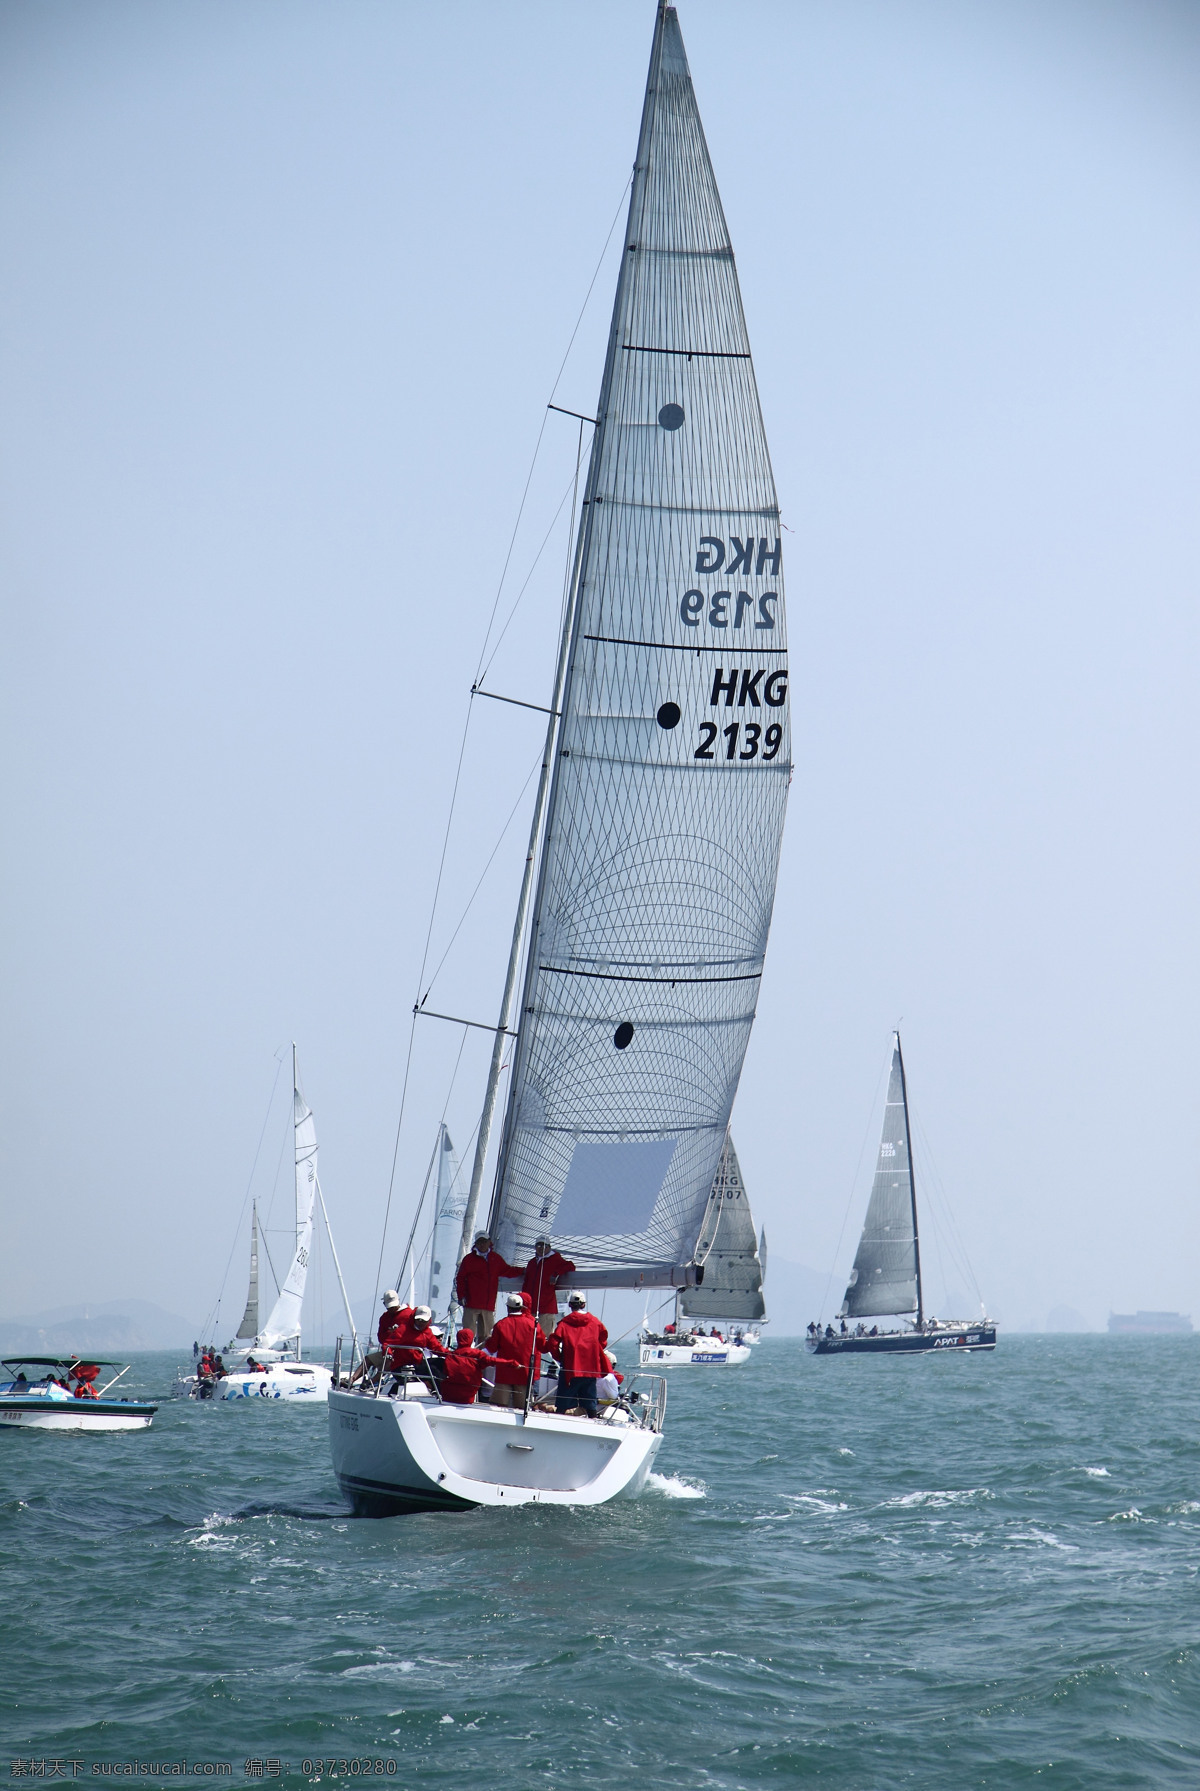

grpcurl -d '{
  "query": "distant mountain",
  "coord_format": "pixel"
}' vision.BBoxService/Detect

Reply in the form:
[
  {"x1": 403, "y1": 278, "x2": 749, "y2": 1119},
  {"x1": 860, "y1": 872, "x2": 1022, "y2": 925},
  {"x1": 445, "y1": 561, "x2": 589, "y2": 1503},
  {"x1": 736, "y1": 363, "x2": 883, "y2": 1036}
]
[{"x1": 0, "y1": 1298, "x2": 200, "y2": 1354}]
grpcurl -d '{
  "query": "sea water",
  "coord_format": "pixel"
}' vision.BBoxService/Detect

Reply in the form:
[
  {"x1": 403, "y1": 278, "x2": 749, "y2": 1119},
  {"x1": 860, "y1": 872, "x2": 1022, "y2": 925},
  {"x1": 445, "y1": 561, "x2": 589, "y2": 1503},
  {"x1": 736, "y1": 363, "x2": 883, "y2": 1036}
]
[{"x1": 2, "y1": 1336, "x2": 1198, "y2": 1787}]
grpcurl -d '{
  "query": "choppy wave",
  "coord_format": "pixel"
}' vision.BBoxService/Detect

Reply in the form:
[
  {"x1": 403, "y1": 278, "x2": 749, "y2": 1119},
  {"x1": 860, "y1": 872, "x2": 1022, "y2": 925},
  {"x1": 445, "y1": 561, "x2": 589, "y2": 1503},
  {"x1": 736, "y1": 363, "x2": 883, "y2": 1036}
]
[
  {"x1": 3, "y1": 1338, "x2": 1199, "y2": 1788},
  {"x1": 647, "y1": 1471, "x2": 706, "y2": 1499}
]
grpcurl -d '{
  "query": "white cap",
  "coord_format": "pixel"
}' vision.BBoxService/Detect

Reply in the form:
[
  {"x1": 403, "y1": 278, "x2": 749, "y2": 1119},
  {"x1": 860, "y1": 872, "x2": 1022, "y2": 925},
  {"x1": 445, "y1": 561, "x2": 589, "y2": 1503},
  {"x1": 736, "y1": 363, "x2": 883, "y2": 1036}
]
[
  {"x1": 506, "y1": 1292, "x2": 525, "y2": 1312},
  {"x1": 382, "y1": 1290, "x2": 401, "y2": 1309},
  {"x1": 568, "y1": 1291, "x2": 586, "y2": 1309},
  {"x1": 414, "y1": 1305, "x2": 432, "y2": 1323}
]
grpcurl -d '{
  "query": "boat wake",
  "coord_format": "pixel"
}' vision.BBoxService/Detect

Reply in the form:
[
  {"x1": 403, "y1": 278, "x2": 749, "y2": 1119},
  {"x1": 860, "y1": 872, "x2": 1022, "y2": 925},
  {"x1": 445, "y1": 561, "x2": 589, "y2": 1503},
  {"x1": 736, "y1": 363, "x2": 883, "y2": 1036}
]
[{"x1": 647, "y1": 1472, "x2": 705, "y2": 1500}]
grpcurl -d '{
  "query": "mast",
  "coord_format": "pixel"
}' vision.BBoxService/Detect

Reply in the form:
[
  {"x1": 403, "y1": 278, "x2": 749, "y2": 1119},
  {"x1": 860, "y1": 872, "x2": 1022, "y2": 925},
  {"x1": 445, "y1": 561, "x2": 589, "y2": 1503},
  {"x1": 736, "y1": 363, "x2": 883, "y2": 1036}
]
[
  {"x1": 482, "y1": 2, "x2": 671, "y2": 1241},
  {"x1": 895, "y1": 1031, "x2": 923, "y2": 1327},
  {"x1": 293, "y1": 1042, "x2": 302, "y2": 1360}
]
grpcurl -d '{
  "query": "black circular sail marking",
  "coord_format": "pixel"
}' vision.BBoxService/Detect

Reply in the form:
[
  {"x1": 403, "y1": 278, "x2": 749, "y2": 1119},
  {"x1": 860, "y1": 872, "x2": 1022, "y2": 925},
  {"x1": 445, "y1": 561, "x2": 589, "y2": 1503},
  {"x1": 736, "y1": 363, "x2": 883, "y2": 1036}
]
[
  {"x1": 657, "y1": 403, "x2": 685, "y2": 431},
  {"x1": 656, "y1": 701, "x2": 681, "y2": 729},
  {"x1": 613, "y1": 1022, "x2": 635, "y2": 1050}
]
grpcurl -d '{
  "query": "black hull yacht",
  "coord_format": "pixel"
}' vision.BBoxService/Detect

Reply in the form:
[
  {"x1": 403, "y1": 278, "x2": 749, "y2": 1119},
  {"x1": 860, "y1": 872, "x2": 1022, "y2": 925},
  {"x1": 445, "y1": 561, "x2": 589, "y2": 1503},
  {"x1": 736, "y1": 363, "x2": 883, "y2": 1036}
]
[{"x1": 807, "y1": 1034, "x2": 996, "y2": 1358}]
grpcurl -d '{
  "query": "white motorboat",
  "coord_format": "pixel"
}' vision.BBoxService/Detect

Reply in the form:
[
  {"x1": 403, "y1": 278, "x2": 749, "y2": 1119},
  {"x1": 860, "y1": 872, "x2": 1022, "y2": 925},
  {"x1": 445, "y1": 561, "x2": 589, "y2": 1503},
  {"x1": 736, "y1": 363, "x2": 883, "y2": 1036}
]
[
  {"x1": 0, "y1": 1358, "x2": 157, "y2": 1431},
  {"x1": 330, "y1": 1377, "x2": 665, "y2": 1514},
  {"x1": 331, "y1": 0, "x2": 792, "y2": 1513},
  {"x1": 175, "y1": 1047, "x2": 358, "y2": 1403}
]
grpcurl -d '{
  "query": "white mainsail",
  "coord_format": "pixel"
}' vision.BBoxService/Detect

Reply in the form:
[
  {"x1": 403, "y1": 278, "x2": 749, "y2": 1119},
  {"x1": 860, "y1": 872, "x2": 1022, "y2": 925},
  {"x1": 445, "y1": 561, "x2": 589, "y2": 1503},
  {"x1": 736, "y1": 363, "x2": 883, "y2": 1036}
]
[
  {"x1": 256, "y1": 1063, "x2": 317, "y2": 1351},
  {"x1": 426, "y1": 1126, "x2": 465, "y2": 1315},
  {"x1": 485, "y1": 5, "x2": 790, "y2": 1286},
  {"x1": 841, "y1": 1035, "x2": 921, "y2": 1321},
  {"x1": 678, "y1": 1135, "x2": 766, "y2": 1321}
]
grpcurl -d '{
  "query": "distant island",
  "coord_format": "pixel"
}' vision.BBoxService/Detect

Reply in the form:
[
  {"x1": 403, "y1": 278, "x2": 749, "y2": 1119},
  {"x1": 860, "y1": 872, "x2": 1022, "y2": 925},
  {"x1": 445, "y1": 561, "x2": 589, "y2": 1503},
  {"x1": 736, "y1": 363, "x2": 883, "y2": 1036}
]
[{"x1": 1107, "y1": 1311, "x2": 1193, "y2": 1335}]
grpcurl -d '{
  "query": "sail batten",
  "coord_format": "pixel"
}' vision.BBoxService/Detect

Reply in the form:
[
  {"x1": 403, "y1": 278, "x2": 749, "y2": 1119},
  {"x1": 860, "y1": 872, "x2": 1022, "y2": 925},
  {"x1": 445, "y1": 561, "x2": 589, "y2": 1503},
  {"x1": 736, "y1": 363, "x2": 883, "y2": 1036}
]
[{"x1": 487, "y1": 6, "x2": 790, "y2": 1281}]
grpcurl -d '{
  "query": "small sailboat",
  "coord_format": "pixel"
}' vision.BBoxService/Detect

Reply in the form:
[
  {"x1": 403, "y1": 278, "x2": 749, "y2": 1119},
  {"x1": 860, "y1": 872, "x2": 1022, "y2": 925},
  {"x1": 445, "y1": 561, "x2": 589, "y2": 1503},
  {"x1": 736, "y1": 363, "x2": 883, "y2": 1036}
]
[
  {"x1": 0, "y1": 1358, "x2": 157, "y2": 1430},
  {"x1": 808, "y1": 1034, "x2": 996, "y2": 1356},
  {"x1": 330, "y1": 0, "x2": 792, "y2": 1512},
  {"x1": 639, "y1": 1136, "x2": 764, "y2": 1365},
  {"x1": 175, "y1": 1048, "x2": 358, "y2": 1401}
]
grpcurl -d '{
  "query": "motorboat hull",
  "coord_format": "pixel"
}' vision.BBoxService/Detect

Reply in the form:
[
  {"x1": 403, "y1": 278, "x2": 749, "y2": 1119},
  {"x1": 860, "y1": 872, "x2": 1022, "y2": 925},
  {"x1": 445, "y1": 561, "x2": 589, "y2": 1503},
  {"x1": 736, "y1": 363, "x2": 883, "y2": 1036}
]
[
  {"x1": 639, "y1": 1340, "x2": 751, "y2": 1366},
  {"x1": 0, "y1": 1398, "x2": 157, "y2": 1431},
  {"x1": 807, "y1": 1325, "x2": 997, "y2": 1356},
  {"x1": 172, "y1": 1364, "x2": 333, "y2": 1402},
  {"x1": 329, "y1": 1386, "x2": 663, "y2": 1513}
]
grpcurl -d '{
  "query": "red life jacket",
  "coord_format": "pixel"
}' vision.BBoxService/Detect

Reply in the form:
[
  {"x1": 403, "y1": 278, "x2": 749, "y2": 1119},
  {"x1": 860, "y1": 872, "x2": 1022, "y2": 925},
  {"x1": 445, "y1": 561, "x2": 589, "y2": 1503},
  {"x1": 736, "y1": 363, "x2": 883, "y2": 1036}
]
[
  {"x1": 454, "y1": 1249, "x2": 518, "y2": 1312},
  {"x1": 438, "y1": 1345, "x2": 497, "y2": 1405},
  {"x1": 385, "y1": 1317, "x2": 448, "y2": 1369},
  {"x1": 550, "y1": 1311, "x2": 608, "y2": 1378},
  {"x1": 378, "y1": 1306, "x2": 412, "y2": 1348},
  {"x1": 486, "y1": 1313, "x2": 549, "y2": 1387},
  {"x1": 520, "y1": 1251, "x2": 577, "y2": 1316}
]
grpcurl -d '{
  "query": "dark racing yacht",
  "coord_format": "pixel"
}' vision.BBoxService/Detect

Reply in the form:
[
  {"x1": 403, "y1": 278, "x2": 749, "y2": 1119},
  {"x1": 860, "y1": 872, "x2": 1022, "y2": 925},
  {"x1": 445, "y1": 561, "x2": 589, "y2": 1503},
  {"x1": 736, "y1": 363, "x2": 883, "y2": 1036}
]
[{"x1": 808, "y1": 1034, "x2": 996, "y2": 1356}]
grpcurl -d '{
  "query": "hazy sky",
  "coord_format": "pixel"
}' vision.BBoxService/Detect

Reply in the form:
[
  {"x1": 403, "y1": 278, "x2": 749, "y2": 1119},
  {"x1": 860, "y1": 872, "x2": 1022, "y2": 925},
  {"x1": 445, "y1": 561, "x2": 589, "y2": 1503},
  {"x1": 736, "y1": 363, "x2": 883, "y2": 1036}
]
[{"x1": 3, "y1": 0, "x2": 1198, "y2": 1335}]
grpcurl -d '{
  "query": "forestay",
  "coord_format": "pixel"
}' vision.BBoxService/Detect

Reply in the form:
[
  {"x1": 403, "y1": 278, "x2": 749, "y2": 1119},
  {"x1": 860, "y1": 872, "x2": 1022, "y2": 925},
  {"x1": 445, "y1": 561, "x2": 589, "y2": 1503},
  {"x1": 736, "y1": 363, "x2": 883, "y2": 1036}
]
[
  {"x1": 841, "y1": 1039, "x2": 919, "y2": 1319},
  {"x1": 488, "y1": 5, "x2": 790, "y2": 1282},
  {"x1": 258, "y1": 1082, "x2": 317, "y2": 1350},
  {"x1": 678, "y1": 1136, "x2": 766, "y2": 1321}
]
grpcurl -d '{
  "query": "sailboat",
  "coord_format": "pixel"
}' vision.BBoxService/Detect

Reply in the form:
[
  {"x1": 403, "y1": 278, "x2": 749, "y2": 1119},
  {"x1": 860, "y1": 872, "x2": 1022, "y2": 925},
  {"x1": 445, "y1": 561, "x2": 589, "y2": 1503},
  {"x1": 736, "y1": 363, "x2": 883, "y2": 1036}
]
[
  {"x1": 175, "y1": 1048, "x2": 359, "y2": 1401},
  {"x1": 329, "y1": 1, "x2": 792, "y2": 1513},
  {"x1": 639, "y1": 1135, "x2": 765, "y2": 1365},
  {"x1": 807, "y1": 1034, "x2": 996, "y2": 1356}
]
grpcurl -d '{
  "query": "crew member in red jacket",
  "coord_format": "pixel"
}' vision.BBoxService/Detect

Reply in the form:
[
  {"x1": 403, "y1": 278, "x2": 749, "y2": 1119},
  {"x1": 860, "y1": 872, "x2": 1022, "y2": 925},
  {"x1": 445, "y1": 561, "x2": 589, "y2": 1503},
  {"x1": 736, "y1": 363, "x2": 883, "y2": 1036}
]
[
  {"x1": 485, "y1": 1293, "x2": 549, "y2": 1408},
  {"x1": 72, "y1": 1363, "x2": 101, "y2": 1400},
  {"x1": 549, "y1": 1292, "x2": 608, "y2": 1418},
  {"x1": 520, "y1": 1237, "x2": 577, "y2": 1327},
  {"x1": 384, "y1": 1304, "x2": 447, "y2": 1371},
  {"x1": 438, "y1": 1328, "x2": 500, "y2": 1406},
  {"x1": 454, "y1": 1234, "x2": 517, "y2": 1343}
]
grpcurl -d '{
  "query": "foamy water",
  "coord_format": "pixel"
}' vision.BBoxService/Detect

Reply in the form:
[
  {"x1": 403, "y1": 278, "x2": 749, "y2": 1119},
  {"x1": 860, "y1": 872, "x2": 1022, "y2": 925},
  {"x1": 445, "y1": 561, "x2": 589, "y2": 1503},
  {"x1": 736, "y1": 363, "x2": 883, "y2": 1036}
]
[{"x1": 3, "y1": 1337, "x2": 1199, "y2": 1788}]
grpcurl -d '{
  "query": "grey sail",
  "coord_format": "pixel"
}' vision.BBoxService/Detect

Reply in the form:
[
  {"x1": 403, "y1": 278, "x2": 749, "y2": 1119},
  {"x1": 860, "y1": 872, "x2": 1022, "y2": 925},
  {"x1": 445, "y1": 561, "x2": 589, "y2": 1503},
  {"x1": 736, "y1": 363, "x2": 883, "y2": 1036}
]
[
  {"x1": 678, "y1": 1135, "x2": 765, "y2": 1321},
  {"x1": 487, "y1": 5, "x2": 790, "y2": 1284},
  {"x1": 841, "y1": 1037, "x2": 920, "y2": 1319},
  {"x1": 234, "y1": 1203, "x2": 260, "y2": 1340}
]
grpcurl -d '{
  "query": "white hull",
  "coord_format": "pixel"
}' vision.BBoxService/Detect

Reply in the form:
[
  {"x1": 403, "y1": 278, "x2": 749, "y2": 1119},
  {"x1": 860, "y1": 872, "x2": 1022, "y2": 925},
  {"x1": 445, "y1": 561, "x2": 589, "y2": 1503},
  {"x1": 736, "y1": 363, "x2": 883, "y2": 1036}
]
[
  {"x1": 0, "y1": 1403, "x2": 154, "y2": 1431},
  {"x1": 172, "y1": 1364, "x2": 333, "y2": 1402},
  {"x1": 329, "y1": 1386, "x2": 663, "y2": 1512},
  {"x1": 639, "y1": 1340, "x2": 751, "y2": 1366}
]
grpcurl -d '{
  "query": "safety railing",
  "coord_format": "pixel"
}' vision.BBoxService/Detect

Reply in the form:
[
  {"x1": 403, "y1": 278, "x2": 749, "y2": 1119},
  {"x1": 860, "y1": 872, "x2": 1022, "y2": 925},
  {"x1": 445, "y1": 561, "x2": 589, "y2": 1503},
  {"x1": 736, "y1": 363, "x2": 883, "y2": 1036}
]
[{"x1": 621, "y1": 1373, "x2": 668, "y2": 1433}]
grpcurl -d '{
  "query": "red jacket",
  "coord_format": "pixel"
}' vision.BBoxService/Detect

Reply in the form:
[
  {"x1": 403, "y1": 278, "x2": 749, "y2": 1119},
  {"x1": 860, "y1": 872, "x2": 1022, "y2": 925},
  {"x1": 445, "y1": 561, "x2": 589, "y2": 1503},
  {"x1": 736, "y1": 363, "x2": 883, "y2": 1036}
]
[
  {"x1": 384, "y1": 1315, "x2": 448, "y2": 1368},
  {"x1": 520, "y1": 1251, "x2": 577, "y2": 1317},
  {"x1": 378, "y1": 1306, "x2": 412, "y2": 1348},
  {"x1": 455, "y1": 1248, "x2": 518, "y2": 1312},
  {"x1": 550, "y1": 1311, "x2": 608, "y2": 1378},
  {"x1": 439, "y1": 1344, "x2": 499, "y2": 1406},
  {"x1": 486, "y1": 1312, "x2": 549, "y2": 1387}
]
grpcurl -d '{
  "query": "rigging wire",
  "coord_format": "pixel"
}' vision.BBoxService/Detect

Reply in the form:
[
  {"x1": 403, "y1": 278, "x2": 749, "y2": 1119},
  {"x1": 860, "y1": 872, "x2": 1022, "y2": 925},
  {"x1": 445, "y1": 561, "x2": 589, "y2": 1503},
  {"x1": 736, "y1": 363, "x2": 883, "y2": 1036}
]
[
  {"x1": 818, "y1": 1048, "x2": 891, "y2": 1323},
  {"x1": 418, "y1": 747, "x2": 543, "y2": 1008},
  {"x1": 200, "y1": 1050, "x2": 286, "y2": 1344},
  {"x1": 473, "y1": 171, "x2": 632, "y2": 684},
  {"x1": 372, "y1": 179, "x2": 632, "y2": 1313}
]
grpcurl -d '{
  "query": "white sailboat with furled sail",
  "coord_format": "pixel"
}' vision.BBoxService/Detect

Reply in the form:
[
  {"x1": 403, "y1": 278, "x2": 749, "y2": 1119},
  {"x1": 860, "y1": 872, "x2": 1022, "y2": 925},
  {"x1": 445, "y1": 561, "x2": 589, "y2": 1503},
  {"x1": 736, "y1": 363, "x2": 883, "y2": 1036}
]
[
  {"x1": 329, "y1": 0, "x2": 791, "y2": 1512},
  {"x1": 808, "y1": 1033, "x2": 996, "y2": 1356},
  {"x1": 175, "y1": 1048, "x2": 359, "y2": 1402},
  {"x1": 639, "y1": 1135, "x2": 766, "y2": 1365}
]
